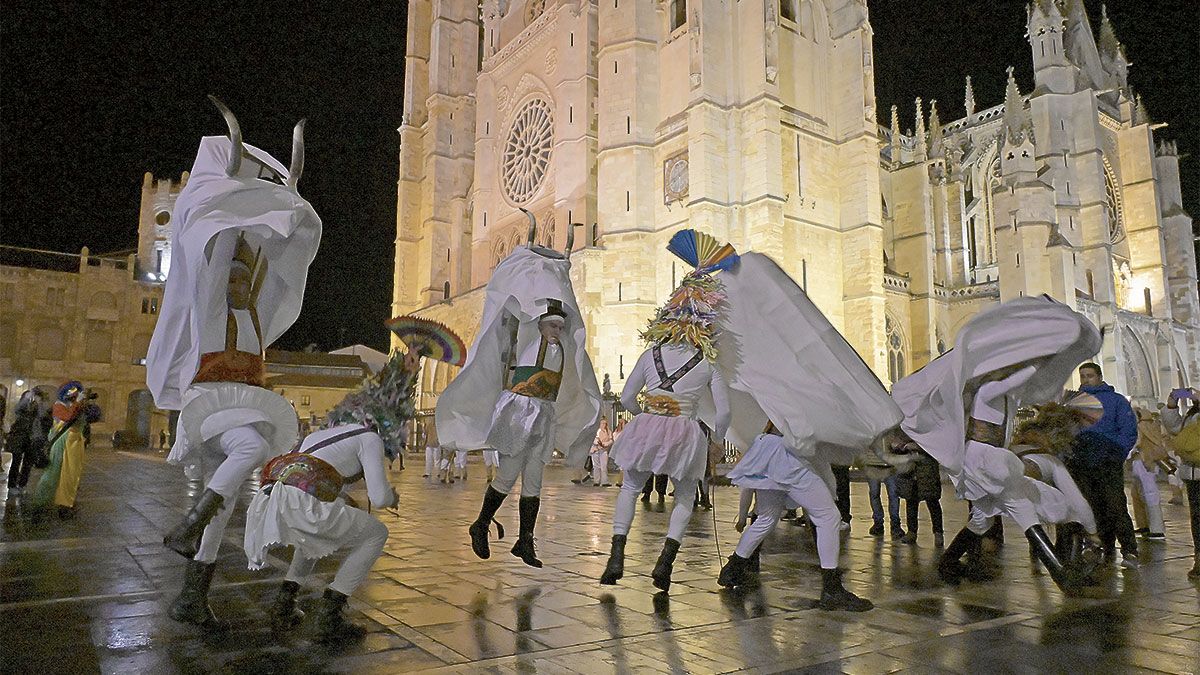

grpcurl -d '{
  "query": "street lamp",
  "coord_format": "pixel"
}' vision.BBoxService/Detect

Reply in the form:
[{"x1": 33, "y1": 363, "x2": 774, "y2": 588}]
[{"x1": 14, "y1": 378, "x2": 24, "y2": 387}]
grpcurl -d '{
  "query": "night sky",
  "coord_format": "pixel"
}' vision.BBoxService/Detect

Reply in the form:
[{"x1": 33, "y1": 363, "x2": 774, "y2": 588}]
[{"x1": 2, "y1": 1, "x2": 1196, "y2": 351}]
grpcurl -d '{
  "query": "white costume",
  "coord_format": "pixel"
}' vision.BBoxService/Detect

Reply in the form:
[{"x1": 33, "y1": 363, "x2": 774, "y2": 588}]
[
  {"x1": 892, "y1": 297, "x2": 1100, "y2": 534},
  {"x1": 728, "y1": 433, "x2": 841, "y2": 568},
  {"x1": 147, "y1": 102, "x2": 320, "y2": 629},
  {"x1": 891, "y1": 297, "x2": 1103, "y2": 593},
  {"x1": 244, "y1": 425, "x2": 395, "y2": 596},
  {"x1": 440, "y1": 242, "x2": 601, "y2": 568}
]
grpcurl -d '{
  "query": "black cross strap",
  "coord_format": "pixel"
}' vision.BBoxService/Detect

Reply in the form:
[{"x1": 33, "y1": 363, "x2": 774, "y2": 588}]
[
  {"x1": 651, "y1": 345, "x2": 703, "y2": 392},
  {"x1": 298, "y1": 426, "x2": 374, "y2": 455}
]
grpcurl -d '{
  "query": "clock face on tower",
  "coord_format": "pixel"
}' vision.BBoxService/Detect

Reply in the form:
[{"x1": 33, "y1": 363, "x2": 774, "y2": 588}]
[{"x1": 664, "y1": 152, "x2": 688, "y2": 203}]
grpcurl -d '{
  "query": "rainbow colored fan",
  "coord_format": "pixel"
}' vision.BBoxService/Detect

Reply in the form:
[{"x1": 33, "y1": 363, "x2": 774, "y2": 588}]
[
  {"x1": 667, "y1": 229, "x2": 739, "y2": 274},
  {"x1": 385, "y1": 316, "x2": 467, "y2": 367},
  {"x1": 1062, "y1": 390, "x2": 1105, "y2": 424}
]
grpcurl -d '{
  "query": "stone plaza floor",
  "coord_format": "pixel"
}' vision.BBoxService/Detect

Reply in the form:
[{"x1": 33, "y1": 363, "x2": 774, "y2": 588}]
[{"x1": 2, "y1": 448, "x2": 1199, "y2": 674}]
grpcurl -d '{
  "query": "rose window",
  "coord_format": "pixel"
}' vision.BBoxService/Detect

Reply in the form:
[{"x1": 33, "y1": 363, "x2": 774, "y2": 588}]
[{"x1": 502, "y1": 99, "x2": 554, "y2": 205}]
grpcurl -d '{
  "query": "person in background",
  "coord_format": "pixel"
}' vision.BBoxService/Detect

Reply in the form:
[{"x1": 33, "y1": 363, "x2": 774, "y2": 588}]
[
  {"x1": 590, "y1": 416, "x2": 614, "y2": 487},
  {"x1": 1068, "y1": 362, "x2": 1140, "y2": 569},
  {"x1": 1130, "y1": 406, "x2": 1168, "y2": 540},
  {"x1": 866, "y1": 462, "x2": 904, "y2": 539},
  {"x1": 6, "y1": 388, "x2": 53, "y2": 494},
  {"x1": 1160, "y1": 386, "x2": 1200, "y2": 579},
  {"x1": 832, "y1": 464, "x2": 852, "y2": 532},
  {"x1": 30, "y1": 381, "x2": 102, "y2": 519}
]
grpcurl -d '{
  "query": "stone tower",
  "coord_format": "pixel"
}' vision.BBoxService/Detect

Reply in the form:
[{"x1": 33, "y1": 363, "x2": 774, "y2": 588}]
[{"x1": 135, "y1": 172, "x2": 187, "y2": 282}]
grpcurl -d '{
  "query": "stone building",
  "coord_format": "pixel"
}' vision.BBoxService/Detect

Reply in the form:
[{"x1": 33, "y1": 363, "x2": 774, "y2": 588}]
[
  {"x1": 265, "y1": 349, "x2": 372, "y2": 431},
  {"x1": 395, "y1": 0, "x2": 1197, "y2": 411},
  {"x1": 0, "y1": 173, "x2": 184, "y2": 440}
]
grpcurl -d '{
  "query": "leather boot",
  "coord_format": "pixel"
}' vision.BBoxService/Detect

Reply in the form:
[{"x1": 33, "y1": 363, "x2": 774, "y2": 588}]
[
  {"x1": 469, "y1": 486, "x2": 507, "y2": 559},
  {"x1": 938, "y1": 527, "x2": 982, "y2": 584},
  {"x1": 599, "y1": 534, "x2": 627, "y2": 584},
  {"x1": 818, "y1": 568, "x2": 873, "y2": 612},
  {"x1": 269, "y1": 580, "x2": 304, "y2": 631},
  {"x1": 748, "y1": 545, "x2": 762, "y2": 575},
  {"x1": 510, "y1": 496, "x2": 543, "y2": 568},
  {"x1": 1027, "y1": 524, "x2": 1088, "y2": 595},
  {"x1": 312, "y1": 588, "x2": 367, "y2": 644},
  {"x1": 717, "y1": 553, "x2": 756, "y2": 588},
  {"x1": 164, "y1": 489, "x2": 224, "y2": 559},
  {"x1": 168, "y1": 559, "x2": 227, "y2": 630},
  {"x1": 651, "y1": 538, "x2": 681, "y2": 592}
]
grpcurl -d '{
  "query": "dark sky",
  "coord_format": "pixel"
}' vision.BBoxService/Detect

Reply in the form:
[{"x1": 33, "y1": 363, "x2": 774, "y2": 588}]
[{"x1": 2, "y1": 1, "x2": 1196, "y2": 351}]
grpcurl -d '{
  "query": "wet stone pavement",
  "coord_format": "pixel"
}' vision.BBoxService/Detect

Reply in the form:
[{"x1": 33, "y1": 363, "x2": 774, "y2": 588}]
[{"x1": 2, "y1": 448, "x2": 1199, "y2": 674}]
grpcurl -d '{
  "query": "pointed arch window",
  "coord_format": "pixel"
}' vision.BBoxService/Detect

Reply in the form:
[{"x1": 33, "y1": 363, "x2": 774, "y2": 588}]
[
  {"x1": 1103, "y1": 160, "x2": 1125, "y2": 244},
  {"x1": 670, "y1": 0, "x2": 687, "y2": 31},
  {"x1": 886, "y1": 315, "x2": 906, "y2": 383}
]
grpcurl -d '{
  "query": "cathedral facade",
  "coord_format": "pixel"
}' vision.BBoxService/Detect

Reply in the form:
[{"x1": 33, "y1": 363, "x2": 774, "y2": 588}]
[{"x1": 394, "y1": 0, "x2": 1198, "y2": 412}]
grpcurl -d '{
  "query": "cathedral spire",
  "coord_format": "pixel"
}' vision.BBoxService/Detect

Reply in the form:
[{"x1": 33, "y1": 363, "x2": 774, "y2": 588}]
[
  {"x1": 1097, "y1": 5, "x2": 1125, "y2": 59},
  {"x1": 928, "y1": 100, "x2": 944, "y2": 158},
  {"x1": 1134, "y1": 94, "x2": 1150, "y2": 126},
  {"x1": 914, "y1": 97, "x2": 927, "y2": 160},
  {"x1": 889, "y1": 104, "x2": 901, "y2": 162},
  {"x1": 964, "y1": 76, "x2": 976, "y2": 117},
  {"x1": 1002, "y1": 66, "x2": 1032, "y2": 145}
]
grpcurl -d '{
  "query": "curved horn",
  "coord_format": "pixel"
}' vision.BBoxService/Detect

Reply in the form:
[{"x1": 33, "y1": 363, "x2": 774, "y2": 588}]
[
  {"x1": 207, "y1": 95, "x2": 243, "y2": 176},
  {"x1": 520, "y1": 208, "x2": 536, "y2": 245},
  {"x1": 566, "y1": 223, "x2": 582, "y2": 259},
  {"x1": 288, "y1": 119, "x2": 306, "y2": 189}
]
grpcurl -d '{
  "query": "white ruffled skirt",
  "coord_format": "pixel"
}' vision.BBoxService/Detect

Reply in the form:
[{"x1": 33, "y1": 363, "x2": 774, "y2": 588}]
[
  {"x1": 486, "y1": 391, "x2": 557, "y2": 462},
  {"x1": 169, "y1": 382, "x2": 298, "y2": 466},
  {"x1": 727, "y1": 435, "x2": 814, "y2": 499},
  {"x1": 243, "y1": 484, "x2": 373, "y2": 570},
  {"x1": 610, "y1": 413, "x2": 708, "y2": 483}
]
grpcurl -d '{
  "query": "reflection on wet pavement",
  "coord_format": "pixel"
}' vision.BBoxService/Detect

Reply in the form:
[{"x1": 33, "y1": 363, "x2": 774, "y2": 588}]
[{"x1": 2, "y1": 449, "x2": 1198, "y2": 673}]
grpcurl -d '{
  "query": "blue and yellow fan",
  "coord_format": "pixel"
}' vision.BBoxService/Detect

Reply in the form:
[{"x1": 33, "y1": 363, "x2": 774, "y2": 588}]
[{"x1": 667, "y1": 229, "x2": 739, "y2": 274}]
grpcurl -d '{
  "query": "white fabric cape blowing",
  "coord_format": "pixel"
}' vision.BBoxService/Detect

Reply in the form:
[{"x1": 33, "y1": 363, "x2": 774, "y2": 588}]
[
  {"x1": 435, "y1": 246, "x2": 601, "y2": 466},
  {"x1": 146, "y1": 135, "x2": 322, "y2": 411},
  {"x1": 699, "y1": 252, "x2": 902, "y2": 466},
  {"x1": 891, "y1": 296, "x2": 1101, "y2": 476}
]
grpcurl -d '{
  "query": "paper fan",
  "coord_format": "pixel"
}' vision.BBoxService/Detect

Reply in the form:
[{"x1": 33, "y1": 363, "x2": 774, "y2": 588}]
[
  {"x1": 667, "y1": 229, "x2": 739, "y2": 273},
  {"x1": 385, "y1": 315, "x2": 467, "y2": 366},
  {"x1": 1062, "y1": 391, "x2": 1105, "y2": 424}
]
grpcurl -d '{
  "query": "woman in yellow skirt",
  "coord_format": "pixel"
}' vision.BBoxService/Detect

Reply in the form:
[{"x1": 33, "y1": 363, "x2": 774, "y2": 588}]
[{"x1": 31, "y1": 381, "x2": 101, "y2": 519}]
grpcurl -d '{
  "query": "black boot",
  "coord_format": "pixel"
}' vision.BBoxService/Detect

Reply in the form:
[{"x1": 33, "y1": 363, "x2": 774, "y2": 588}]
[
  {"x1": 269, "y1": 580, "x2": 304, "y2": 631},
  {"x1": 163, "y1": 489, "x2": 225, "y2": 559},
  {"x1": 818, "y1": 568, "x2": 873, "y2": 612},
  {"x1": 510, "y1": 496, "x2": 543, "y2": 568},
  {"x1": 651, "y1": 538, "x2": 681, "y2": 592},
  {"x1": 469, "y1": 486, "x2": 507, "y2": 560},
  {"x1": 748, "y1": 545, "x2": 762, "y2": 575},
  {"x1": 168, "y1": 559, "x2": 227, "y2": 630},
  {"x1": 717, "y1": 553, "x2": 756, "y2": 588},
  {"x1": 600, "y1": 534, "x2": 627, "y2": 584},
  {"x1": 1027, "y1": 524, "x2": 1089, "y2": 595},
  {"x1": 938, "y1": 527, "x2": 982, "y2": 584},
  {"x1": 312, "y1": 588, "x2": 367, "y2": 644}
]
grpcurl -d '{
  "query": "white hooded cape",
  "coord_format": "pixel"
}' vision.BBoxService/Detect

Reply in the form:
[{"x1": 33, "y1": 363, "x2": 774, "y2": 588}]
[
  {"x1": 147, "y1": 136, "x2": 322, "y2": 411},
  {"x1": 435, "y1": 247, "x2": 601, "y2": 466},
  {"x1": 699, "y1": 253, "x2": 902, "y2": 466},
  {"x1": 891, "y1": 296, "x2": 1101, "y2": 476}
]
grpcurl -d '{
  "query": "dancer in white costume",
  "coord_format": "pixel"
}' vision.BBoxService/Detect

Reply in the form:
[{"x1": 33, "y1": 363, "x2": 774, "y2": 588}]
[
  {"x1": 891, "y1": 297, "x2": 1103, "y2": 595},
  {"x1": 702, "y1": 252, "x2": 898, "y2": 609},
  {"x1": 147, "y1": 98, "x2": 321, "y2": 629},
  {"x1": 243, "y1": 350, "x2": 418, "y2": 643},
  {"x1": 437, "y1": 214, "x2": 601, "y2": 568},
  {"x1": 601, "y1": 230, "x2": 734, "y2": 592}
]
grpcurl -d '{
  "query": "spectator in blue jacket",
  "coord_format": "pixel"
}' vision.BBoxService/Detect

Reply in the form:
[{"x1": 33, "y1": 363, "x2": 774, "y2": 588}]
[{"x1": 1068, "y1": 362, "x2": 1140, "y2": 568}]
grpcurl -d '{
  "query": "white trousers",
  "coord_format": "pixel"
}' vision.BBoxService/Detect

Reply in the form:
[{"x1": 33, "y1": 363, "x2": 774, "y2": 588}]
[
  {"x1": 492, "y1": 448, "x2": 546, "y2": 497},
  {"x1": 195, "y1": 425, "x2": 270, "y2": 564},
  {"x1": 612, "y1": 469, "x2": 698, "y2": 542},
  {"x1": 482, "y1": 450, "x2": 500, "y2": 467},
  {"x1": 591, "y1": 450, "x2": 609, "y2": 485},
  {"x1": 734, "y1": 482, "x2": 841, "y2": 569},
  {"x1": 455, "y1": 449, "x2": 469, "y2": 470},
  {"x1": 283, "y1": 516, "x2": 389, "y2": 596},
  {"x1": 1130, "y1": 457, "x2": 1164, "y2": 533},
  {"x1": 424, "y1": 447, "x2": 438, "y2": 476}
]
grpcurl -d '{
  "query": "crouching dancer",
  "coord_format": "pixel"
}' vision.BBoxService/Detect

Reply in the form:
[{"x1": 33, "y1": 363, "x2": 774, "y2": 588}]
[
  {"x1": 719, "y1": 424, "x2": 872, "y2": 611},
  {"x1": 244, "y1": 350, "x2": 417, "y2": 643}
]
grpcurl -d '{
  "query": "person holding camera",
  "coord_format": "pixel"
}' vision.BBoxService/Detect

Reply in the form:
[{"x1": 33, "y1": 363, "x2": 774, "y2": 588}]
[
  {"x1": 29, "y1": 381, "x2": 101, "y2": 519},
  {"x1": 1161, "y1": 386, "x2": 1200, "y2": 579}
]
